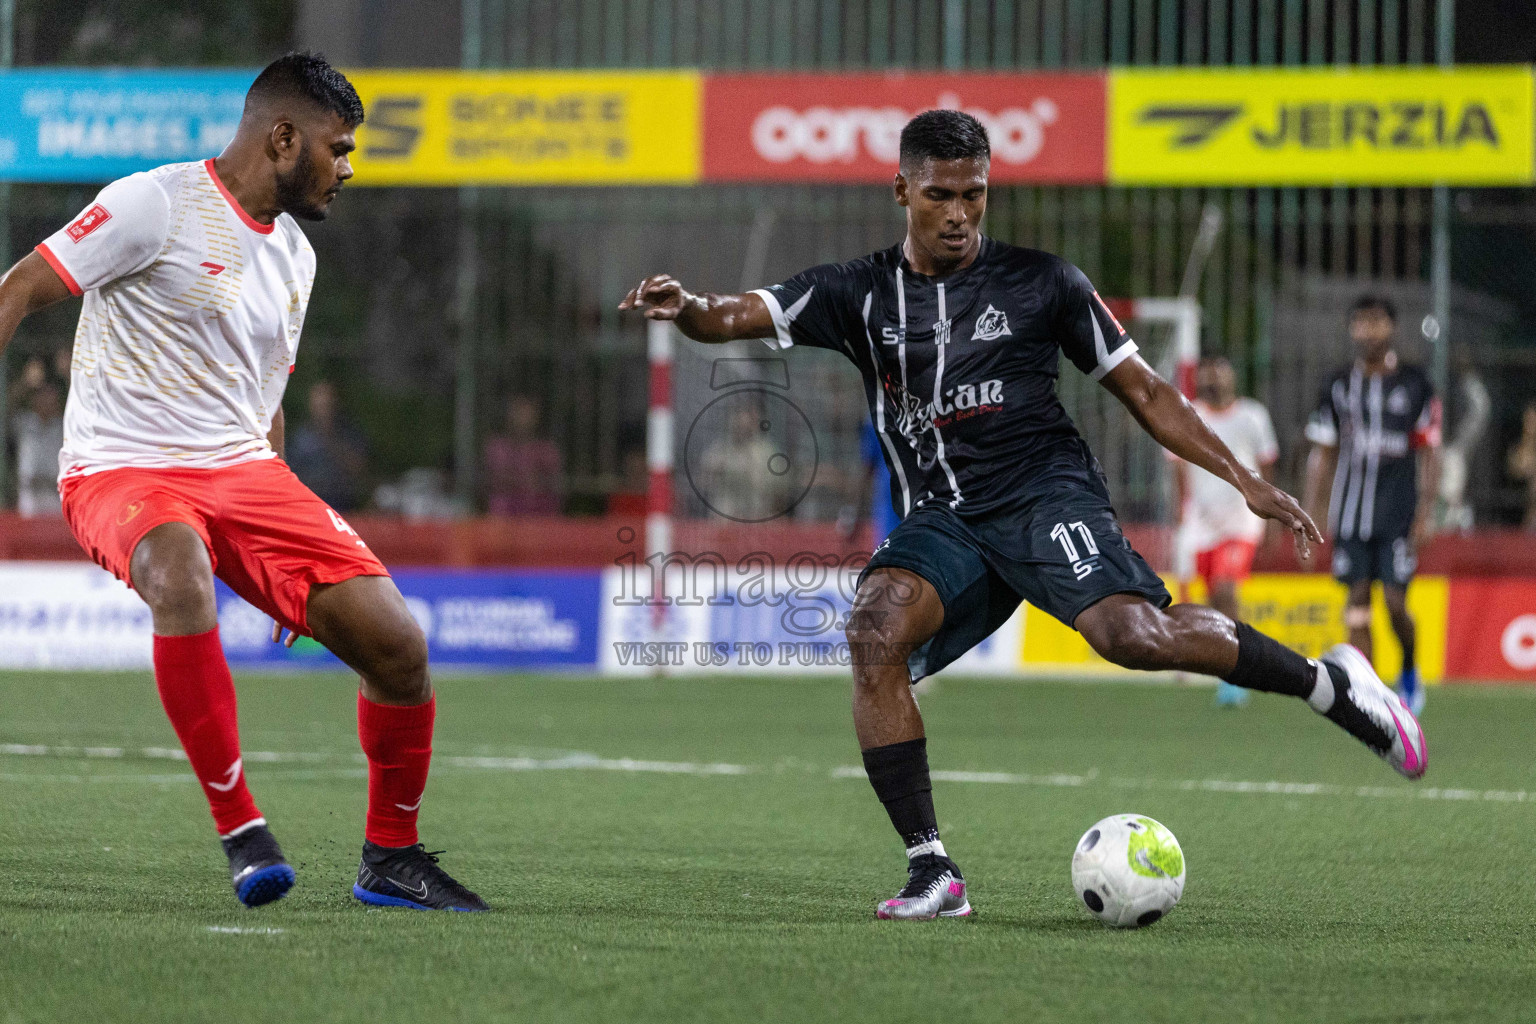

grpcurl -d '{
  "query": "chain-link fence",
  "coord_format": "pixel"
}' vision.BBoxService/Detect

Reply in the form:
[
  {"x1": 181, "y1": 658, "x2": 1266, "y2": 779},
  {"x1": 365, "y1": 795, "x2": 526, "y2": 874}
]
[{"x1": 6, "y1": 0, "x2": 1535, "y2": 529}]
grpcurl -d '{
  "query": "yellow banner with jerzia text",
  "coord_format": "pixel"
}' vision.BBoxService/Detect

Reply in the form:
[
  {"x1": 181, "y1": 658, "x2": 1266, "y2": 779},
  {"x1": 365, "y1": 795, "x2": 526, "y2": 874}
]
[
  {"x1": 346, "y1": 70, "x2": 701, "y2": 186},
  {"x1": 1110, "y1": 66, "x2": 1534, "y2": 185}
]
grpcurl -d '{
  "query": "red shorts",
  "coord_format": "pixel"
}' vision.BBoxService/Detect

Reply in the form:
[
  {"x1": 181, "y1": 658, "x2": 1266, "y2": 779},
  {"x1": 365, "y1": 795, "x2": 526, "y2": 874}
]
[
  {"x1": 60, "y1": 458, "x2": 389, "y2": 636},
  {"x1": 1196, "y1": 539, "x2": 1258, "y2": 585}
]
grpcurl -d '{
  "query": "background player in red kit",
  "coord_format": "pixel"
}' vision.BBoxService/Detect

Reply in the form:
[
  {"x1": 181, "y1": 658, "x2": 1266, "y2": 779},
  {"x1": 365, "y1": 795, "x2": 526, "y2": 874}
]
[
  {"x1": 1172, "y1": 356, "x2": 1280, "y2": 707},
  {"x1": 0, "y1": 53, "x2": 485, "y2": 910}
]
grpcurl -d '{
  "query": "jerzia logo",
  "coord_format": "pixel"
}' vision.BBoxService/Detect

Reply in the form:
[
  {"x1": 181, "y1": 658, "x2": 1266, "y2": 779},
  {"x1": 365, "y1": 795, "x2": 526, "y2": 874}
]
[
  {"x1": 1137, "y1": 105, "x2": 1242, "y2": 148},
  {"x1": 1137, "y1": 99, "x2": 1501, "y2": 152},
  {"x1": 1112, "y1": 68, "x2": 1532, "y2": 186},
  {"x1": 970, "y1": 304, "x2": 1012, "y2": 342}
]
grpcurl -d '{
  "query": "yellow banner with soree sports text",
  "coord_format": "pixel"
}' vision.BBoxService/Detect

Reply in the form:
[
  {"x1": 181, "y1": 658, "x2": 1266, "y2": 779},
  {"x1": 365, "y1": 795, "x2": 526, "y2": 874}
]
[
  {"x1": 1110, "y1": 66, "x2": 1534, "y2": 185},
  {"x1": 345, "y1": 70, "x2": 701, "y2": 185}
]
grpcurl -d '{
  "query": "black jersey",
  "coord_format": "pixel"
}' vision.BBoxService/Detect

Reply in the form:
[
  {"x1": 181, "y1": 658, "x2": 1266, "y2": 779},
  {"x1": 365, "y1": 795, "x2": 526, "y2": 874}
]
[
  {"x1": 1304, "y1": 357, "x2": 1441, "y2": 542},
  {"x1": 751, "y1": 237, "x2": 1136, "y2": 517}
]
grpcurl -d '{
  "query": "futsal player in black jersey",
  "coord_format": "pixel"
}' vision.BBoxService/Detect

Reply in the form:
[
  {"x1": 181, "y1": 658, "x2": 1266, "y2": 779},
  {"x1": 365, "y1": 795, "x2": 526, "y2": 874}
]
[
  {"x1": 1303, "y1": 296, "x2": 1442, "y2": 716},
  {"x1": 620, "y1": 110, "x2": 1427, "y2": 920}
]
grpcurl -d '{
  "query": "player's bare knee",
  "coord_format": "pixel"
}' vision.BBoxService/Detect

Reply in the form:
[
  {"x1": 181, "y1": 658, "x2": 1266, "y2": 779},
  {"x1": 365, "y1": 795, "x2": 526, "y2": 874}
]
[
  {"x1": 130, "y1": 535, "x2": 216, "y2": 631},
  {"x1": 360, "y1": 622, "x2": 430, "y2": 701}
]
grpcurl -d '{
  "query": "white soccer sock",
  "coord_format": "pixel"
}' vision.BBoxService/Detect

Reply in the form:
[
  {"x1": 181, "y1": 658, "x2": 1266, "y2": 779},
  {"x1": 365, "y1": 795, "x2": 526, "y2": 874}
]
[
  {"x1": 906, "y1": 839, "x2": 947, "y2": 860},
  {"x1": 1305, "y1": 660, "x2": 1336, "y2": 713}
]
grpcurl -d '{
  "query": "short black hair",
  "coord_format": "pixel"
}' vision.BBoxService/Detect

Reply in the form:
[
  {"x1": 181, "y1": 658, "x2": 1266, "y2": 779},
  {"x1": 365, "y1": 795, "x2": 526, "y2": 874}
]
[
  {"x1": 1349, "y1": 293, "x2": 1397, "y2": 323},
  {"x1": 246, "y1": 51, "x2": 364, "y2": 128},
  {"x1": 899, "y1": 109, "x2": 990, "y2": 169}
]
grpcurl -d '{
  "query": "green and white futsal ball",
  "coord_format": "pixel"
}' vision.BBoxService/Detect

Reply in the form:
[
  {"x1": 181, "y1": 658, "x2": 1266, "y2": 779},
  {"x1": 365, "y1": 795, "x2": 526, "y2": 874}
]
[{"x1": 1071, "y1": 814, "x2": 1186, "y2": 928}]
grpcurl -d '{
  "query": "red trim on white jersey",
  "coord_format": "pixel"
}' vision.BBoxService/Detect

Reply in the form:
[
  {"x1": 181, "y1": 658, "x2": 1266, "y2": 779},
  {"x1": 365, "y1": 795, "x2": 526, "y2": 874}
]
[
  {"x1": 203, "y1": 159, "x2": 275, "y2": 235},
  {"x1": 34, "y1": 243, "x2": 83, "y2": 296}
]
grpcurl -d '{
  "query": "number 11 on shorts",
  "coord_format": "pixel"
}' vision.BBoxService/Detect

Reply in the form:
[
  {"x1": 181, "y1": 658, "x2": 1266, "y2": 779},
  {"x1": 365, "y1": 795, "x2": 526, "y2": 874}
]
[{"x1": 1050, "y1": 521, "x2": 1100, "y2": 581}]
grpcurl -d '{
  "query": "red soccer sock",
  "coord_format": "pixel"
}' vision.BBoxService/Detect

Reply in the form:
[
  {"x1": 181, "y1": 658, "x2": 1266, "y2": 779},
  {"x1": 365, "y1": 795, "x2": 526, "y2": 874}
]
[
  {"x1": 153, "y1": 628, "x2": 263, "y2": 837},
  {"x1": 357, "y1": 692, "x2": 435, "y2": 847}
]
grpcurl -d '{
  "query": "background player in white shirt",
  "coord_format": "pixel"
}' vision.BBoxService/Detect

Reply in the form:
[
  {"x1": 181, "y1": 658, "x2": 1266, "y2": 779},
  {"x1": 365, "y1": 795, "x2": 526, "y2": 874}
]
[
  {"x1": 1173, "y1": 357, "x2": 1279, "y2": 706},
  {"x1": 0, "y1": 54, "x2": 484, "y2": 911}
]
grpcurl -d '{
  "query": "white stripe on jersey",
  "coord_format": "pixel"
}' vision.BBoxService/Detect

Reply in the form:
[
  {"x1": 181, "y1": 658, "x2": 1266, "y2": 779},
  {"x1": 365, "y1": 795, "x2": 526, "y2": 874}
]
[
  {"x1": 931, "y1": 282, "x2": 962, "y2": 508},
  {"x1": 1360, "y1": 374, "x2": 1383, "y2": 541},
  {"x1": 862, "y1": 290, "x2": 911, "y2": 516}
]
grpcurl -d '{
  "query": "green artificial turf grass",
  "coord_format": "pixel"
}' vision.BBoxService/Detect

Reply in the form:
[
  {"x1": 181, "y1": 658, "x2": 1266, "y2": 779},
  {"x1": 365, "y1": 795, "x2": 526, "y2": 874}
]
[{"x1": 3, "y1": 671, "x2": 1534, "y2": 1023}]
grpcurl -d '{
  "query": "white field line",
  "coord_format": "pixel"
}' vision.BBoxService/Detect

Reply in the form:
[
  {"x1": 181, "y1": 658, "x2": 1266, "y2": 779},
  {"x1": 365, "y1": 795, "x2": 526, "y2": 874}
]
[
  {"x1": 2, "y1": 742, "x2": 1530, "y2": 804},
  {"x1": 206, "y1": 926, "x2": 285, "y2": 935},
  {"x1": 0, "y1": 742, "x2": 751, "y2": 779},
  {"x1": 833, "y1": 764, "x2": 1536, "y2": 804}
]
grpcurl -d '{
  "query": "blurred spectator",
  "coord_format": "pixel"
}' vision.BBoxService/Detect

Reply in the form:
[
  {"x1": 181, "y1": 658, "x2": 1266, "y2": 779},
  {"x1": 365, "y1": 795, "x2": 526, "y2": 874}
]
[
  {"x1": 1508, "y1": 402, "x2": 1536, "y2": 531},
  {"x1": 13, "y1": 382, "x2": 64, "y2": 517},
  {"x1": 697, "y1": 401, "x2": 793, "y2": 521},
  {"x1": 1437, "y1": 353, "x2": 1490, "y2": 533},
  {"x1": 6, "y1": 355, "x2": 48, "y2": 411},
  {"x1": 482, "y1": 395, "x2": 563, "y2": 516},
  {"x1": 285, "y1": 380, "x2": 368, "y2": 512}
]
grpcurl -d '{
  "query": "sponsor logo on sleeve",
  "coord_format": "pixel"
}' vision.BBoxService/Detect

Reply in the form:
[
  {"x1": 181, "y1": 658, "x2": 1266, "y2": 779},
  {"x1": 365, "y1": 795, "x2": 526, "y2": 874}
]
[{"x1": 66, "y1": 204, "x2": 111, "y2": 242}]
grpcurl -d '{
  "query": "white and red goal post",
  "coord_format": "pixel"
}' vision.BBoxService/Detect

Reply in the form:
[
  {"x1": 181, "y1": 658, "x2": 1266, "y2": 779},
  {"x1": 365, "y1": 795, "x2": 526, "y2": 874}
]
[{"x1": 1101, "y1": 296, "x2": 1201, "y2": 400}]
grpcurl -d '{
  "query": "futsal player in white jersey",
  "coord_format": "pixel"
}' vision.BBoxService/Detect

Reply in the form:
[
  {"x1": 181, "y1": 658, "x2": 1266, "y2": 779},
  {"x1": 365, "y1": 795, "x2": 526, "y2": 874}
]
[
  {"x1": 1173, "y1": 357, "x2": 1279, "y2": 706},
  {"x1": 0, "y1": 54, "x2": 485, "y2": 911}
]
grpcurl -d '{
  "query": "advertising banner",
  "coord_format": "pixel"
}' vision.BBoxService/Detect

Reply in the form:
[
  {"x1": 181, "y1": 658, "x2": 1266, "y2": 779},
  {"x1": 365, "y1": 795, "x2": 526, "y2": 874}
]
[
  {"x1": 1443, "y1": 579, "x2": 1536, "y2": 681},
  {"x1": 1019, "y1": 573, "x2": 1448, "y2": 682},
  {"x1": 0, "y1": 562, "x2": 153, "y2": 668},
  {"x1": 597, "y1": 565, "x2": 1021, "y2": 675},
  {"x1": 0, "y1": 69, "x2": 250, "y2": 183},
  {"x1": 219, "y1": 568, "x2": 603, "y2": 668},
  {"x1": 1109, "y1": 66, "x2": 1535, "y2": 185},
  {"x1": 0, "y1": 563, "x2": 602, "y2": 671},
  {"x1": 703, "y1": 73, "x2": 1106, "y2": 184},
  {"x1": 347, "y1": 70, "x2": 700, "y2": 185}
]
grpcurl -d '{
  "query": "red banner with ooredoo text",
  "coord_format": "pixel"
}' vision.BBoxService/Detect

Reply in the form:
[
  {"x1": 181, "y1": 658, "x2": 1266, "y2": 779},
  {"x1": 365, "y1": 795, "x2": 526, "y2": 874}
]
[
  {"x1": 702, "y1": 73, "x2": 1106, "y2": 184},
  {"x1": 1444, "y1": 578, "x2": 1536, "y2": 682}
]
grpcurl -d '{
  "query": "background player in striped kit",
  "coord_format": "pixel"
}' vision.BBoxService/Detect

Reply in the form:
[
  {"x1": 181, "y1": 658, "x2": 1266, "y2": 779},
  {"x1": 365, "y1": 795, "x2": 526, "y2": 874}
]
[{"x1": 1304, "y1": 296, "x2": 1442, "y2": 715}]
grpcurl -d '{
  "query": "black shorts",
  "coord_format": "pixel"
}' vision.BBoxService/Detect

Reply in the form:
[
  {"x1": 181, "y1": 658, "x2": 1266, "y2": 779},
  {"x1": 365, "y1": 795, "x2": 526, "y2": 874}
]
[
  {"x1": 861, "y1": 481, "x2": 1170, "y2": 681},
  {"x1": 1332, "y1": 535, "x2": 1417, "y2": 589}
]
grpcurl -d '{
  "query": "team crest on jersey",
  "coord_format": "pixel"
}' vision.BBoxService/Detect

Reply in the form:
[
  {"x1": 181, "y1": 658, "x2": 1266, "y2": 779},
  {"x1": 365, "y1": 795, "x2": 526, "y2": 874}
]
[
  {"x1": 1387, "y1": 386, "x2": 1410, "y2": 415},
  {"x1": 66, "y1": 204, "x2": 111, "y2": 242},
  {"x1": 971, "y1": 304, "x2": 1012, "y2": 342}
]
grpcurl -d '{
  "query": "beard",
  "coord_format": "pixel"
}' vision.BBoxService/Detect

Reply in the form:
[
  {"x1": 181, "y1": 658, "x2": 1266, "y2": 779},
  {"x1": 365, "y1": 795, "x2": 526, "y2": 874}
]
[{"x1": 275, "y1": 147, "x2": 335, "y2": 222}]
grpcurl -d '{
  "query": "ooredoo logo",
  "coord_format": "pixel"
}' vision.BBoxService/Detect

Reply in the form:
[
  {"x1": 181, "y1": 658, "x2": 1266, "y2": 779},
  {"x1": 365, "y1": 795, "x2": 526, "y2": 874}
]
[
  {"x1": 704, "y1": 73, "x2": 1106, "y2": 184},
  {"x1": 66, "y1": 204, "x2": 111, "y2": 242},
  {"x1": 750, "y1": 93, "x2": 1060, "y2": 167},
  {"x1": 1502, "y1": 614, "x2": 1536, "y2": 672}
]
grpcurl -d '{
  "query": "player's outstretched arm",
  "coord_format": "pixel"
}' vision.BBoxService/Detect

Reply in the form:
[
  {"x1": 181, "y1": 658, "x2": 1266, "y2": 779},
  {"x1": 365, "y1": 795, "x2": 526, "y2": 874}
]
[
  {"x1": 0, "y1": 252, "x2": 75, "y2": 357},
  {"x1": 1101, "y1": 354, "x2": 1322, "y2": 558},
  {"x1": 617, "y1": 273, "x2": 774, "y2": 344}
]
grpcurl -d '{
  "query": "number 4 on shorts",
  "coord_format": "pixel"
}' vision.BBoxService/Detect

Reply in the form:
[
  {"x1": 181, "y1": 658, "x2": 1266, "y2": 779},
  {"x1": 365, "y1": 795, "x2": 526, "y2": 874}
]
[{"x1": 327, "y1": 508, "x2": 367, "y2": 547}]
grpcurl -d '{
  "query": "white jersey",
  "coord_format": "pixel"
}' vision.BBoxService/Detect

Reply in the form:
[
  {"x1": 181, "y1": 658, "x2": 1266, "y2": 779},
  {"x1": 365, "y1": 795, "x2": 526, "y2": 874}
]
[
  {"x1": 36, "y1": 159, "x2": 315, "y2": 481},
  {"x1": 1177, "y1": 397, "x2": 1279, "y2": 550}
]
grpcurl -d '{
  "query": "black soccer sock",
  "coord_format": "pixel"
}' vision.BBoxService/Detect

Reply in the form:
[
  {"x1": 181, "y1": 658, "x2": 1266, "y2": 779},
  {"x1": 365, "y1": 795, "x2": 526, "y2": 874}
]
[
  {"x1": 861, "y1": 737, "x2": 941, "y2": 853},
  {"x1": 1222, "y1": 622, "x2": 1318, "y2": 700}
]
